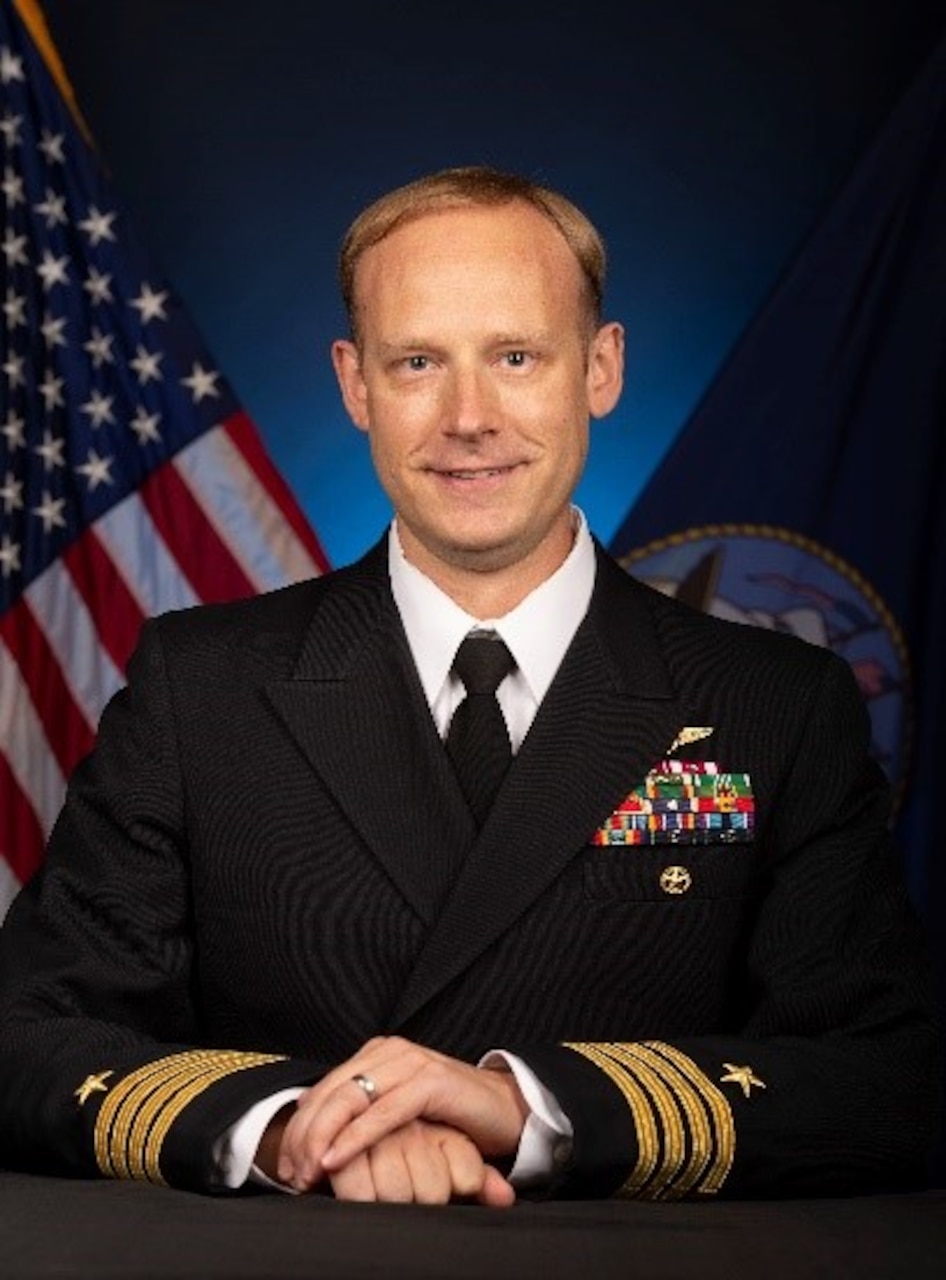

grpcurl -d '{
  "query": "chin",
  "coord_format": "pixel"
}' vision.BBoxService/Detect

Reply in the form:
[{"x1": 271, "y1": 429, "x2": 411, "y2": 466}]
[
  {"x1": 436, "y1": 531, "x2": 533, "y2": 575},
  {"x1": 439, "y1": 542, "x2": 509, "y2": 570}
]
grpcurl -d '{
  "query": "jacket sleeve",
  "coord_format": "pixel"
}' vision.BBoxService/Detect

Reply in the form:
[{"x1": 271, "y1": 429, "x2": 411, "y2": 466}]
[
  {"x1": 0, "y1": 620, "x2": 324, "y2": 1193},
  {"x1": 511, "y1": 653, "x2": 943, "y2": 1200}
]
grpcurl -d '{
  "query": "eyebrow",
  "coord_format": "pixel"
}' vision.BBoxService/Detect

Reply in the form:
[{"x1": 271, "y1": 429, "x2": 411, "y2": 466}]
[{"x1": 374, "y1": 330, "x2": 553, "y2": 355}]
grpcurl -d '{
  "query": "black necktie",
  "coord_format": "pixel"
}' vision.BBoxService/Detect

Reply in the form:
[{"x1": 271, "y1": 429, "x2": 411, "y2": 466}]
[{"x1": 446, "y1": 633, "x2": 516, "y2": 826}]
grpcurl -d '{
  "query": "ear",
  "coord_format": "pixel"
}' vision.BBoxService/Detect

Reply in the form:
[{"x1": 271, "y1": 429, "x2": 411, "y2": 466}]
[
  {"x1": 586, "y1": 322, "x2": 625, "y2": 419},
  {"x1": 331, "y1": 339, "x2": 370, "y2": 432}
]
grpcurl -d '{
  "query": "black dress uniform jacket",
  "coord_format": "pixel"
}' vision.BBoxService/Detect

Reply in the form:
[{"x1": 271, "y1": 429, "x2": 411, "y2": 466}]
[{"x1": 0, "y1": 538, "x2": 940, "y2": 1197}]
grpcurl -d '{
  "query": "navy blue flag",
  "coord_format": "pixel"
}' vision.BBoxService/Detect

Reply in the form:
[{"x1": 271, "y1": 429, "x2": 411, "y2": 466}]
[{"x1": 609, "y1": 35, "x2": 945, "y2": 1004}]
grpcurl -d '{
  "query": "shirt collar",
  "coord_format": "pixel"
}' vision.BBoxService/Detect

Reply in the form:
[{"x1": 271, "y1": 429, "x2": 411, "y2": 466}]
[{"x1": 388, "y1": 510, "x2": 596, "y2": 707}]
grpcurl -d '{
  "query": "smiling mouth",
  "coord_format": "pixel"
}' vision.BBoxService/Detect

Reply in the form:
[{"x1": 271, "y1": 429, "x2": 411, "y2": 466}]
[
  {"x1": 443, "y1": 467, "x2": 511, "y2": 479},
  {"x1": 432, "y1": 461, "x2": 523, "y2": 479}
]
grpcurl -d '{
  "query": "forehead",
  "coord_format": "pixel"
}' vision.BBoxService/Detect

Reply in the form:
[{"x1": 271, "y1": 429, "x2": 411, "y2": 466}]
[{"x1": 354, "y1": 202, "x2": 585, "y2": 310}]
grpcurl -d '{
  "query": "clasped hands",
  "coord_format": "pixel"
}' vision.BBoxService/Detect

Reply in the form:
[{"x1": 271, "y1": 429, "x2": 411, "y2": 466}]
[{"x1": 256, "y1": 1036, "x2": 529, "y2": 1206}]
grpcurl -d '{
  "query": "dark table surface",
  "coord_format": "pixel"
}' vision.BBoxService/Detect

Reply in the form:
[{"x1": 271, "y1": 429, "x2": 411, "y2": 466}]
[{"x1": 2, "y1": 1172, "x2": 945, "y2": 1280}]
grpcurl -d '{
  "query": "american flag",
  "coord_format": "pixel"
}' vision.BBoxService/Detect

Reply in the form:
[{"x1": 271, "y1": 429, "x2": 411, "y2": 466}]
[{"x1": 0, "y1": 0, "x2": 329, "y2": 919}]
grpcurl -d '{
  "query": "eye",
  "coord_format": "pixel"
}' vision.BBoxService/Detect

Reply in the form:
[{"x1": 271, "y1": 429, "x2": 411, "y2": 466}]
[
  {"x1": 502, "y1": 350, "x2": 530, "y2": 368},
  {"x1": 406, "y1": 355, "x2": 430, "y2": 371}
]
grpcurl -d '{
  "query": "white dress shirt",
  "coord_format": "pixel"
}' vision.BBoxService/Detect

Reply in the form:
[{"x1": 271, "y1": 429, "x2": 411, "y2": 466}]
[
  {"x1": 217, "y1": 511, "x2": 596, "y2": 1190},
  {"x1": 391, "y1": 508, "x2": 595, "y2": 753}
]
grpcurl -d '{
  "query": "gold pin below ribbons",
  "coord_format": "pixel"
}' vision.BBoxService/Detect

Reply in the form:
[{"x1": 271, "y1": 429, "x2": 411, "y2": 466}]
[{"x1": 660, "y1": 865, "x2": 692, "y2": 895}]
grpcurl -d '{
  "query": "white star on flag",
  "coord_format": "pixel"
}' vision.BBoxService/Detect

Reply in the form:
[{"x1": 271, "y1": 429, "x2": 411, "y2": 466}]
[
  {"x1": 38, "y1": 128, "x2": 65, "y2": 163},
  {"x1": 82, "y1": 327, "x2": 114, "y2": 367},
  {"x1": 0, "y1": 46, "x2": 23, "y2": 84},
  {"x1": 129, "y1": 345, "x2": 163, "y2": 385},
  {"x1": 181, "y1": 362, "x2": 221, "y2": 402},
  {"x1": 78, "y1": 205, "x2": 117, "y2": 245},
  {"x1": 0, "y1": 533, "x2": 21, "y2": 577},
  {"x1": 2, "y1": 164, "x2": 24, "y2": 206},
  {"x1": 2, "y1": 350, "x2": 25, "y2": 387},
  {"x1": 31, "y1": 489, "x2": 67, "y2": 533},
  {"x1": 0, "y1": 471, "x2": 23, "y2": 512},
  {"x1": 32, "y1": 430, "x2": 66, "y2": 471},
  {"x1": 41, "y1": 312, "x2": 68, "y2": 347},
  {"x1": 36, "y1": 248, "x2": 69, "y2": 289},
  {"x1": 79, "y1": 389, "x2": 116, "y2": 428},
  {"x1": 34, "y1": 188, "x2": 68, "y2": 228},
  {"x1": 1, "y1": 412, "x2": 25, "y2": 450},
  {"x1": 130, "y1": 281, "x2": 169, "y2": 322},
  {"x1": 128, "y1": 407, "x2": 161, "y2": 444},
  {"x1": 2, "y1": 226, "x2": 27, "y2": 265},
  {"x1": 38, "y1": 371, "x2": 65, "y2": 410},
  {"x1": 0, "y1": 107, "x2": 22, "y2": 143},
  {"x1": 83, "y1": 264, "x2": 113, "y2": 304},
  {"x1": 75, "y1": 449, "x2": 114, "y2": 490},
  {"x1": 3, "y1": 286, "x2": 25, "y2": 326}
]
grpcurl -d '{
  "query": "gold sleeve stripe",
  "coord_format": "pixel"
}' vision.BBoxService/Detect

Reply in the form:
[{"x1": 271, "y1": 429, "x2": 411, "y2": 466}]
[
  {"x1": 563, "y1": 1041, "x2": 660, "y2": 1195},
  {"x1": 99, "y1": 1053, "x2": 254, "y2": 1180},
  {"x1": 130, "y1": 1059, "x2": 240, "y2": 1182},
  {"x1": 94, "y1": 1050, "x2": 286, "y2": 1184},
  {"x1": 103, "y1": 1056, "x2": 199, "y2": 1180},
  {"x1": 563, "y1": 1040, "x2": 735, "y2": 1199},
  {"x1": 596, "y1": 1043, "x2": 688, "y2": 1195},
  {"x1": 642, "y1": 1041, "x2": 735, "y2": 1195},
  {"x1": 140, "y1": 1057, "x2": 277, "y2": 1183},
  {"x1": 606, "y1": 1042, "x2": 713, "y2": 1199}
]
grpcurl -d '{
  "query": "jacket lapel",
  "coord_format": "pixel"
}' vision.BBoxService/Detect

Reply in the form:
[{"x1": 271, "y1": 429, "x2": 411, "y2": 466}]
[
  {"x1": 391, "y1": 549, "x2": 694, "y2": 1027},
  {"x1": 265, "y1": 542, "x2": 475, "y2": 925}
]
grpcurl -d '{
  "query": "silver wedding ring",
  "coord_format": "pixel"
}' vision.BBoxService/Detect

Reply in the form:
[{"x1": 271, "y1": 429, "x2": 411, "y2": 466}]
[{"x1": 351, "y1": 1072, "x2": 379, "y2": 1103}]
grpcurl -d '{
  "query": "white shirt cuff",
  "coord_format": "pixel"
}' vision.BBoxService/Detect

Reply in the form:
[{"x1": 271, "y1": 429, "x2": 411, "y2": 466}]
[
  {"x1": 478, "y1": 1050, "x2": 574, "y2": 1186},
  {"x1": 213, "y1": 1087, "x2": 304, "y2": 1191}
]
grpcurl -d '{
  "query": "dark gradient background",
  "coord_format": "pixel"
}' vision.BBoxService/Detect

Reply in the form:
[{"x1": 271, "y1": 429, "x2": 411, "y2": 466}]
[{"x1": 41, "y1": 0, "x2": 946, "y2": 569}]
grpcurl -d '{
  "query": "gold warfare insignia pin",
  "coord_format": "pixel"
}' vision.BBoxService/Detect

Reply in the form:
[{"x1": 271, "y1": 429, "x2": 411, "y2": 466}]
[
  {"x1": 667, "y1": 726, "x2": 714, "y2": 755},
  {"x1": 75, "y1": 1070, "x2": 114, "y2": 1106},
  {"x1": 720, "y1": 1063, "x2": 766, "y2": 1098}
]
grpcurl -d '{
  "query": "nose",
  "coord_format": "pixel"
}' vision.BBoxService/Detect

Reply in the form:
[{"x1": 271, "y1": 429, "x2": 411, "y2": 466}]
[{"x1": 442, "y1": 365, "x2": 498, "y2": 438}]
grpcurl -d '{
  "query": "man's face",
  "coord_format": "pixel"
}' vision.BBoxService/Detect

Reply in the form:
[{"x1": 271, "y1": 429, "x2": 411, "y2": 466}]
[{"x1": 332, "y1": 201, "x2": 623, "y2": 592}]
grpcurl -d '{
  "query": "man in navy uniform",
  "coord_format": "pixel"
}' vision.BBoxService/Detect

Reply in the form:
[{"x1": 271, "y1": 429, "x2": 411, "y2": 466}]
[{"x1": 0, "y1": 166, "x2": 939, "y2": 1203}]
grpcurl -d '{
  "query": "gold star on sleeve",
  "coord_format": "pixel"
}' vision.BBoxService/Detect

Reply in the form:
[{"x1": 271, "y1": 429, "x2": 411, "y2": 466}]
[
  {"x1": 720, "y1": 1063, "x2": 766, "y2": 1098},
  {"x1": 75, "y1": 1070, "x2": 114, "y2": 1106}
]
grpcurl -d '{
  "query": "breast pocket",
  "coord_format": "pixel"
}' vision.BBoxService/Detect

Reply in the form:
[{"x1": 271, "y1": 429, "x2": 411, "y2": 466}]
[{"x1": 581, "y1": 842, "x2": 754, "y2": 902}]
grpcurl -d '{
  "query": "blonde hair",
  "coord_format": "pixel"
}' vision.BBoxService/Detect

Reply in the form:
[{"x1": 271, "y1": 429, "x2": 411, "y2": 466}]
[{"x1": 339, "y1": 165, "x2": 607, "y2": 343}]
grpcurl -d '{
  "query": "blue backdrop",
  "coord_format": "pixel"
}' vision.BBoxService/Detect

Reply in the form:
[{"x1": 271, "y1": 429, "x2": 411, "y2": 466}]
[{"x1": 42, "y1": 0, "x2": 945, "y2": 569}]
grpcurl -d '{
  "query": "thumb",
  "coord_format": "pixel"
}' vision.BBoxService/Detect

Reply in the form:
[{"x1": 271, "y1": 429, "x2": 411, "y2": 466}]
[{"x1": 476, "y1": 1164, "x2": 517, "y2": 1208}]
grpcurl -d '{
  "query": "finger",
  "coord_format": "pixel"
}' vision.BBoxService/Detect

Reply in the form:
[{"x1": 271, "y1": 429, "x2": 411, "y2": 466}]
[
  {"x1": 320, "y1": 1076, "x2": 437, "y2": 1174},
  {"x1": 401, "y1": 1124, "x2": 453, "y2": 1205},
  {"x1": 280, "y1": 1035, "x2": 399, "y2": 1163},
  {"x1": 364, "y1": 1137, "x2": 415, "y2": 1204},
  {"x1": 328, "y1": 1150, "x2": 380, "y2": 1203},
  {"x1": 279, "y1": 1076, "x2": 376, "y2": 1189},
  {"x1": 431, "y1": 1129, "x2": 487, "y2": 1202},
  {"x1": 476, "y1": 1164, "x2": 517, "y2": 1208}
]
